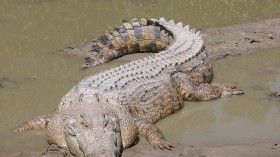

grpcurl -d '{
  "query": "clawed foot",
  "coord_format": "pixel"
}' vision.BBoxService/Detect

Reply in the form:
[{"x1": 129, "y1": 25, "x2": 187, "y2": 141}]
[
  {"x1": 214, "y1": 84, "x2": 244, "y2": 97},
  {"x1": 151, "y1": 140, "x2": 174, "y2": 150}
]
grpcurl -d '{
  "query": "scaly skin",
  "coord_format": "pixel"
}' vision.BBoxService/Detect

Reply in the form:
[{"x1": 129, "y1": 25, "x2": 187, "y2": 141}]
[{"x1": 12, "y1": 18, "x2": 244, "y2": 157}]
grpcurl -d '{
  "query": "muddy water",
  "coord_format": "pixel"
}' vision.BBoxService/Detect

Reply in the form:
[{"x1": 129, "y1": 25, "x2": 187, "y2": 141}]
[{"x1": 0, "y1": 0, "x2": 280, "y2": 152}]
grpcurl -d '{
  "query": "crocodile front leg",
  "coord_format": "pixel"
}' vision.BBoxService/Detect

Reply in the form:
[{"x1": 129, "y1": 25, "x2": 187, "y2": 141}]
[
  {"x1": 173, "y1": 72, "x2": 244, "y2": 101},
  {"x1": 135, "y1": 119, "x2": 174, "y2": 150}
]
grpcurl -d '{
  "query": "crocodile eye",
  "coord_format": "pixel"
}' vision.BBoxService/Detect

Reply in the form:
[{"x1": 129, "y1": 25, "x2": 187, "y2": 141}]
[{"x1": 79, "y1": 114, "x2": 91, "y2": 128}]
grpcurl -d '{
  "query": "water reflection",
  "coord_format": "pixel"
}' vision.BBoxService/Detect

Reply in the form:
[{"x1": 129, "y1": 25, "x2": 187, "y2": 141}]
[{"x1": 222, "y1": 100, "x2": 270, "y2": 124}]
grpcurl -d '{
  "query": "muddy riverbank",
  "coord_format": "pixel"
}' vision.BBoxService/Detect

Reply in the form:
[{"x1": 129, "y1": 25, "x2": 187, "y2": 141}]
[
  {"x1": 204, "y1": 18, "x2": 280, "y2": 60},
  {"x1": 3, "y1": 18, "x2": 280, "y2": 157},
  {"x1": 0, "y1": 75, "x2": 17, "y2": 89},
  {"x1": 57, "y1": 18, "x2": 280, "y2": 61}
]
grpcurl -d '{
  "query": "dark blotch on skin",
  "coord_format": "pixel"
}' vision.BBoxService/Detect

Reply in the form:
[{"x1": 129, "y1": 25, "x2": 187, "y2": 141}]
[
  {"x1": 92, "y1": 45, "x2": 101, "y2": 53},
  {"x1": 106, "y1": 53, "x2": 116, "y2": 61},
  {"x1": 146, "y1": 19, "x2": 155, "y2": 25},
  {"x1": 115, "y1": 26, "x2": 126, "y2": 34},
  {"x1": 149, "y1": 40, "x2": 157, "y2": 51},
  {"x1": 154, "y1": 26, "x2": 161, "y2": 39},
  {"x1": 99, "y1": 35, "x2": 110, "y2": 45},
  {"x1": 171, "y1": 107, "x2": 176, "y2": 114},
  {"x1": 85, "y1": 57, "x2": 94, "y2": 64},
  {"x1": 202, "y1": 73, "x2": 207, "y2": 82},
  {"x1": 116, "y1": 46, "x2": 124, "y2": 56},
  {"x1": 193, "y1": 66, "x2": 199, "y2": 72},
  {"x1": 132, "y1": 43, "x2": 140, "y2": 53},
  {"x1": 107, "y1": 43, "x2": 115, "y2": 49},
  {"x1": 99, "y1": 34, "x2": 115, "y2": 50},
  {"x1": 122, "y1": 45, "x2": 129, "y2": 55},
  {"x1": 134, "y1": 27, "x2": 142, "y2": 39},
  {"x1": 169, "y1": 96, "x2": 174, "y2": 101},
  {"x1": 120, "y1": 32, "x2": 130, "y2": 41},
  {"x1": 98, "y1": 54, "x2": 104, "y2": 60}
]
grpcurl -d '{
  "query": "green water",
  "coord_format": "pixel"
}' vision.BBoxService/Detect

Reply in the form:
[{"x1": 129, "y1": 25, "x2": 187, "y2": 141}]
[{"x1": 0, "y1": 0, "x2": 280, "y2": 152}]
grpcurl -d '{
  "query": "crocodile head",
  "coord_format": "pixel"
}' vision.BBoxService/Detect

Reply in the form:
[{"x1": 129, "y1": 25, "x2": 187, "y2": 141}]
[{"x1": 64, "y1": 113, "x2": 122, "y2": 157}]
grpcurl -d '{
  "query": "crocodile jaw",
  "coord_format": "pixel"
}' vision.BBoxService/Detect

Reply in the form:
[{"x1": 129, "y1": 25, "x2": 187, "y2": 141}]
[{"x1": 64, "y1": 113, "x2": 122, "y2": 157}]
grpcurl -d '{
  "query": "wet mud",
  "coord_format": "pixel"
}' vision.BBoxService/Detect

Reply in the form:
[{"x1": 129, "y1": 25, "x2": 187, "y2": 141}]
[
  {"x1": 0, "y1": 75, "x2": 17, "y2": 89},
  {"x1": 204, "y1": 18, "x2": 280, "y2": 60},
  {"x1": 263, "y1": 66, "x2": 280, "y2": 98},
  {"x1": 57, "y1": 18, "x2": 280, "y2": 61}
]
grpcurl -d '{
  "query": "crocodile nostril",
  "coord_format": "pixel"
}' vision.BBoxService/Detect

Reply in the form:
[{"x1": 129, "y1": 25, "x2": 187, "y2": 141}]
[{"x1": 103, "y1": 119, "x2": 109, "y2": 128}]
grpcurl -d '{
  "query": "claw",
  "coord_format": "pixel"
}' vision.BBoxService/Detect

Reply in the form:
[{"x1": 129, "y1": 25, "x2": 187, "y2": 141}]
[
  {"x1": 233, "y1": 90, "x2": 244, "y2": 95},
  {"x1": 81, "y1": 64, "x2": 90, "y2": 69},
  {"x1": 153, "y1": 141, "x2": 174, "y2": 150},
  {"x1": 214, "y1": 84, "x2": 244, "y2": 97}
]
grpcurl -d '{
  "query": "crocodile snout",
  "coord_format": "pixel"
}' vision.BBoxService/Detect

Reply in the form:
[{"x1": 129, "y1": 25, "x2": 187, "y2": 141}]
[{"x1": 64, "y1": 113, "x2": 122, "y2": 157}]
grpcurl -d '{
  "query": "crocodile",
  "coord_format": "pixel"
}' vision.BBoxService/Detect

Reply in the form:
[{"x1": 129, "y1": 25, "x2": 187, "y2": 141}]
[{"x1": 12, "y1": 18, "x2": 244, "y2": 157}]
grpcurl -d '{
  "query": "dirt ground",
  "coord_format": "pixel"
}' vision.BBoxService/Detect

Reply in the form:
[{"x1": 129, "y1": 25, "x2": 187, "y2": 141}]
[
  {"x1": 3, "y1": 18, "x2": 280, "y2": 157},
  {"x1": 203, "y1": 18, "x2": 280, "y2": 60}
]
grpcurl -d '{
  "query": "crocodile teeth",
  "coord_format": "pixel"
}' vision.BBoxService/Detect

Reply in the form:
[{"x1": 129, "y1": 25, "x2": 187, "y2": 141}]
[
  {"x1": 159, "y1": 17, "x2": 166, "y2": 22},
  {"x1": 168, "y1": 20, "x2": 175, "y2": 25},
  {"x1": 176, "y1": 22, "x2": 183, "y2": 27},
  {"x1": 196, "y1": 31, "x2": 201, "y2": 36},
  {"x1": 184, "y1": 25, "x2": 190, "y2": 30}
]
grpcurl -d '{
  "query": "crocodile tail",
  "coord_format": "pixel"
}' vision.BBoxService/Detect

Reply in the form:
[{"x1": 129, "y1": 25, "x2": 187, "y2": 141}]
[
  {"x1": 82, "y1": 18, "x2": 174, "y2": 68},
  {"x1": 12, "y1": 114, "x2": 51, "y2": 133}
]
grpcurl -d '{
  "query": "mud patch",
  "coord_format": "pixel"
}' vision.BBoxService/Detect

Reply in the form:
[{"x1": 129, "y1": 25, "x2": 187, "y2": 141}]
[
  {"x1": 0, "y1": 75, "x2": 17, "y2": 89},
  {"x1": 203, "y1": 18, "x2": 280, "y2": 60}
]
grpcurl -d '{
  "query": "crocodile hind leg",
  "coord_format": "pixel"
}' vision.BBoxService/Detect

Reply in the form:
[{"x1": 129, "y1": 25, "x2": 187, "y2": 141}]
[
  {"x1": 135, "y1": 118, "x2": 174, "y2": 150},
  {"x1": 173, "y1": 72, "x2": 244, "y2": 101}
]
